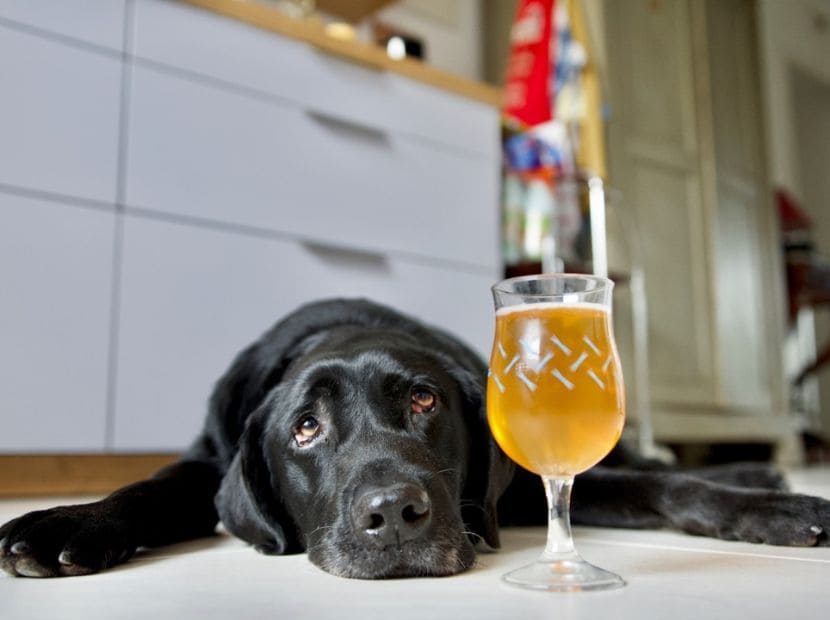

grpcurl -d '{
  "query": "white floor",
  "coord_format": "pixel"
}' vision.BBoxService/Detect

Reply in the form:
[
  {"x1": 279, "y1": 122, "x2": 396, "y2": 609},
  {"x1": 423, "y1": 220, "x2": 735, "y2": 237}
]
[{"x1": 2, "y1": 469, "x2": 829, "y2": 620}]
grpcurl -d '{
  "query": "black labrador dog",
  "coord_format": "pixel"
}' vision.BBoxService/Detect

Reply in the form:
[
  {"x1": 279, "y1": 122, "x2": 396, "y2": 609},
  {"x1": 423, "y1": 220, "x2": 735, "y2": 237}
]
[{"x1": 1, "y1": 299, "x2": 828, "y2": 578}]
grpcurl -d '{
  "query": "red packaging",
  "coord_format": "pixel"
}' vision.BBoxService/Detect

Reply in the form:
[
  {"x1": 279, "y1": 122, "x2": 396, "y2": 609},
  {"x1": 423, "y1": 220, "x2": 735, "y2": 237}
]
[{"x1": 503, "y1": 0, "x2": 555, "y2": 128}]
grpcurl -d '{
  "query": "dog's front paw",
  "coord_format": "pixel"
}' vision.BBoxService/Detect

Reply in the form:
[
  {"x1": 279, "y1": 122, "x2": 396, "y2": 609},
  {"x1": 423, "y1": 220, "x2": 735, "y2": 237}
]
[
  {"x1": 0, "y1": 503, "x2": 135, "y2": 577},
  {"x1": 729, "y1": 492, "x2": 830, "y2": 547}
]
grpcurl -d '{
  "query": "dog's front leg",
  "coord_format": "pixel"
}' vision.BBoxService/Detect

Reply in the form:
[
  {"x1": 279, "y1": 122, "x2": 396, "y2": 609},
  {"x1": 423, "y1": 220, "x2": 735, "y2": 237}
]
[
  {"x1": 0, "y1": 460, "x2": 221, "y2": 577},
  {"x1": 572, "y1": 467, "x2": 829, "y2": 546}
]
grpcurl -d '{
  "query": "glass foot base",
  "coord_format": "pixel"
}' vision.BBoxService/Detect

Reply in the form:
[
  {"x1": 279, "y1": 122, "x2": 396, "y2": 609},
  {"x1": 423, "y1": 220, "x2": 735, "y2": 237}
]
[{"x1": 503, "y1": 558, "x2": 626, "y2": 592}]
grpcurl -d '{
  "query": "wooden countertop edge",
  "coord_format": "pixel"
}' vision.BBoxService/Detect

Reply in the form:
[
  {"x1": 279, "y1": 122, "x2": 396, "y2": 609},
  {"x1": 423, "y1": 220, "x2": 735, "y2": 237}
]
[
  {"x1": 180, "y1": 0, "x2": 503, "y2": 108},
  {"x1": 0, "y1": 454, "x2": 180, "y2": 497}
]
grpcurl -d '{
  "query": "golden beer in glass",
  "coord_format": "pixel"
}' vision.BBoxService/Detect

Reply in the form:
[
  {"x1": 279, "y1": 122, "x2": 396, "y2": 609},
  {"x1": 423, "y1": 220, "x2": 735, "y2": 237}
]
[
  {"x1": 487, "y1": 274, "x2": 626, "y2": 591},
  {"x1": 488, "y1": 303, "x2": 625, "y2": 477}
]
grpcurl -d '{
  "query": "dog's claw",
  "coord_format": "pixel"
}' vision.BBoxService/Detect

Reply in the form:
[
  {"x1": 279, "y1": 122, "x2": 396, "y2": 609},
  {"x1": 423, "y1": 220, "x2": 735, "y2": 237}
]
[
  {"x1": 10, "y1": 541, "x2": 29, "y2": 555},
  {"x1": 15, "y1": 557, "x2": 49, "y2": 578},
  {"x1": 58, "y1": 551, "x2": 74, "y2": 566}
]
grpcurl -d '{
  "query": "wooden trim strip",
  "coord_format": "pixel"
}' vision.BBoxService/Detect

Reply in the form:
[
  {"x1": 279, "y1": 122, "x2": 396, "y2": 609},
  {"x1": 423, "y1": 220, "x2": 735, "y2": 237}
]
[
  {"x1": 180, "y1": 0, "x2": 503, "y2": 107},
  {"x1": 0, "y1": 454, "x2": 180, "y2": 497}
]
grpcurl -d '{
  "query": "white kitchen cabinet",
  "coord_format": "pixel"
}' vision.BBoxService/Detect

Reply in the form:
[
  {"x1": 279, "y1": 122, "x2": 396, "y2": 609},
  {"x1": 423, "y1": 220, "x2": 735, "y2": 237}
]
[
  {"x1": 0, "y1": 0, "x2": 126, "y2": 51},
  {"x1": 0, "y1": 194, "x2": 115, "y2": 451},
  {"x1": 0, "y1": 23, "x2": 121, "y2": 203},
  {"x1": 114, "y1": 214, "x2": 494, "y2": 451},
  {"x1": 0, "y1": 0, "x2": 500, "y2": 454},
  {"x1": 126, "y1": 64, "x2": 498, "y2": 270}
]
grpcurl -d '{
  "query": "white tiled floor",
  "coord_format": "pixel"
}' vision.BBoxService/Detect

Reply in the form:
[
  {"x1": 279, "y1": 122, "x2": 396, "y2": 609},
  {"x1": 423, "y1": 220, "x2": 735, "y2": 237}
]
[{"x1": 2, "y1": 469, "x2": 829, "y2": 620}]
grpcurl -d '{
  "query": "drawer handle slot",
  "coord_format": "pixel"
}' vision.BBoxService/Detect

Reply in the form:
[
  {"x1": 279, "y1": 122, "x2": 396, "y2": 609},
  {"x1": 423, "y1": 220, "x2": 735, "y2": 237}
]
[
  {"x1": 301, "y1": 239, "x2": 389, "y2": 268},
  {"x1": 306, "y1": 109, "x2": 390, "y2": 144}
]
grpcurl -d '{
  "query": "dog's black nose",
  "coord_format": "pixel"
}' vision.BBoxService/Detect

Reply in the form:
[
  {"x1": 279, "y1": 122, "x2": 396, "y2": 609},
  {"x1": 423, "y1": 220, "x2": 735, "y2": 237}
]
[{"x1": 351, "y1": 482, "x2": 432, "y2": 547}]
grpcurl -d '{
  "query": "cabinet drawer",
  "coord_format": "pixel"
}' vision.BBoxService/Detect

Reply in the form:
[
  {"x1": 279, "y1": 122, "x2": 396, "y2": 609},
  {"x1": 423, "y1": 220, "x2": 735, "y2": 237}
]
[
  {"x1": 132, "y1": 0, "x2": 498, "y2": 157},
  {"x1": 114, "y1": 214, "x2": 495, "y2": 451},
  {"x1": 0, "y1": 0, "x2": 126, "y2": 51},
  {"x1": 0, "y1": 25, "x2": 121, "y2": 202},
  {"x1": 0, "y1": 193, "x2": 114, "y2": 451},
  {"x1": 126, "y1": 64, "x2": 499, "y2": 270}
]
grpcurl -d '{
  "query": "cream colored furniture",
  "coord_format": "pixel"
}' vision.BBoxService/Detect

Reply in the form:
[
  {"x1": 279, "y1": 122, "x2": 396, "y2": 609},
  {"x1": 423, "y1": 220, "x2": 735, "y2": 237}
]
[{"x1": 604, "y1": 0, "x2": 794, "y2": 458}]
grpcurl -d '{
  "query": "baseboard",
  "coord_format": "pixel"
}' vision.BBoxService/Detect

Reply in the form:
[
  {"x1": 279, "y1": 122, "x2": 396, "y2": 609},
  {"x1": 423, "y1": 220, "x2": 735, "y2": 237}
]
[
  {"x1": 0, "y1": 454, "x2": 180, "y2": 497},
  {"x1": 651, "y1": 407, "x2": 799, "y2": 442}
]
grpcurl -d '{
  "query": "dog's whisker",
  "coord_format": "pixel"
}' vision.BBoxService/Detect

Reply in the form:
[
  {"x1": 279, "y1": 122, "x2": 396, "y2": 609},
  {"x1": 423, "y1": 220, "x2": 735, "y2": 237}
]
[
  {"x1": 423, "y1": 468, "x2": 458, "y2": 484},
  {"x1": 461, "y1": 530, "x2": 484, "y2": 544},
  {"x1": 433, "y1": 468, "x2": 457, "y2": 476},
  {"x1": 458, "y1": 500, "x2": 487, "y2": 514},
  {"x1": 304, "y1": 524, "x2": 336, "y2": 550},
  {"x1": 304, "y1": 540, "x2": 328, "y2": 554},
  {"x1": 306, "y1": 524, "x2": 335, "y2": 538}
]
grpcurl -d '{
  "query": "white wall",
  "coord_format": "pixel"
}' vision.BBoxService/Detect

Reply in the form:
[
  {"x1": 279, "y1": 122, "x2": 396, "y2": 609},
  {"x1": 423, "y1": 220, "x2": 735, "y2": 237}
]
[
  {"x1": 791, "y1": 71, "x2": 830, "y2": 252},
  {"x1": 758, "y1": 0, "x2": 830, "y2": 435},
  {"x1": 757, "y1": 0, "x2": 830, "y2": 195},
  {"x1": 369, "y1": 0, "x2": 483, "y2": 80},
  {"x1": 791, "y1": 69, "x2": 830, "y2": 435}
]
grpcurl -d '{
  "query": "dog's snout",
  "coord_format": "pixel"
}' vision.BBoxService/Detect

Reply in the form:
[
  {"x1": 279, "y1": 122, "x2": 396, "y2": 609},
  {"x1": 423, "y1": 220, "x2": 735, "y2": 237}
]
[{"x1": 351, "y1": 482, "x2": 432, "y2": 547}]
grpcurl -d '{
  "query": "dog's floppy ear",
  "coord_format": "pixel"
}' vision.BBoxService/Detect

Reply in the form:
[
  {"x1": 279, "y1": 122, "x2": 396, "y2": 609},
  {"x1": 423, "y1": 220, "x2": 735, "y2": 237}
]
[
  {"x1": 454, "y1": 367, "x2": 515, "y2": 550},
  {"x1": 211, "y1": 300, "x2": 385, "y2": 554},
  {"x1": 215, "y1": 402, "x2": 302, "y2": 555}
]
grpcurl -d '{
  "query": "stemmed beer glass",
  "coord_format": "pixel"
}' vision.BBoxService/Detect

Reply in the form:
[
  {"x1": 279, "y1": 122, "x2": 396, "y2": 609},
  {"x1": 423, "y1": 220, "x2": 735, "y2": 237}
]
[{"x1": 487, "y1": 274, "x2": 626, "y2": 591}]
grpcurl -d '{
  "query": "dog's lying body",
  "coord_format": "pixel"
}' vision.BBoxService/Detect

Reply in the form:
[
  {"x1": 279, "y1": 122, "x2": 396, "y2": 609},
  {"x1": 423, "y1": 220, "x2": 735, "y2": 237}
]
[{"x1": 1, "y1": 299, "x2": 828, "y2": 578}]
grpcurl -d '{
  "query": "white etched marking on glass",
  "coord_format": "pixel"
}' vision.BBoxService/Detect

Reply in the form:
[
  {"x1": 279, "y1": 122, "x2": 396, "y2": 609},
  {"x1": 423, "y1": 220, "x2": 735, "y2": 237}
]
[
  {"x1": 491, "y1": 373, "x2": 505, "y2": 393},
  {"x1": 587, "y1": 369, "x2": 605, "y2": 389},
  {"x1": 504, "y1": 355, "x2": 519, "y2": 375},
  {"x1": 551, "y1": 369, "x2": 575, "y2": 390},
  {"x1": 516, "y1": 370, "x2": 537, "y2": 391},
  {"x1": 530, "y1": 351, "x2": 553, "y2": 373},
  {"x1": 569, "y1": 352, "x2": 588, "y2": 372},
  {"x1": 582, "y1": 335, "x2": 601, "y2": 356},
  {"x1": 550, "y1": 335, "x2": 572, "y2": 356},
  {"x1": 602, "y1": 355, "x2": 612, "y2": 372},
  {"x1": 498, "y1": 342, "x2": 507, "y2": 359}
]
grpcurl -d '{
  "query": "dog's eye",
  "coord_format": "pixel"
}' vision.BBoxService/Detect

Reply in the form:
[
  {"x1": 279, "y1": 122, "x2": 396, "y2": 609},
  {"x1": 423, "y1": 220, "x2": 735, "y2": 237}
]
[
  {"x1": 294, "y1": 416, "x2": 322, "y2": 446},
  {"x1": 411, "y1": 388, "x2": 436, "y2": 414}
]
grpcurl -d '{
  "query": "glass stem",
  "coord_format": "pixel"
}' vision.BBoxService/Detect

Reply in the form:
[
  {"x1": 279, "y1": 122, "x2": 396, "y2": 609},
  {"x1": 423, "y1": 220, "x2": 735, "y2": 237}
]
[{"x1": 539, "y1": 476, "x2": 579, "y2": 562}]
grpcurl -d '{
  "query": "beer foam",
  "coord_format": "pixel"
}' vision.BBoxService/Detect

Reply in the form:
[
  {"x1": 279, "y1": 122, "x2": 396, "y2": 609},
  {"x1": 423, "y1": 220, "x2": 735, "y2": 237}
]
[{"x1": 496, "y1": 301, "x2": 609, "y2": 316}]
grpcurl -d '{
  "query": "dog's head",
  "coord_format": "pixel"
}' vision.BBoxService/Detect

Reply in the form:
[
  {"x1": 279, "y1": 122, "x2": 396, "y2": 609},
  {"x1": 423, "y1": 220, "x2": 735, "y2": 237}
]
[{"x1": 215, "y1": 324, "x2": 513, "y2": 578}]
